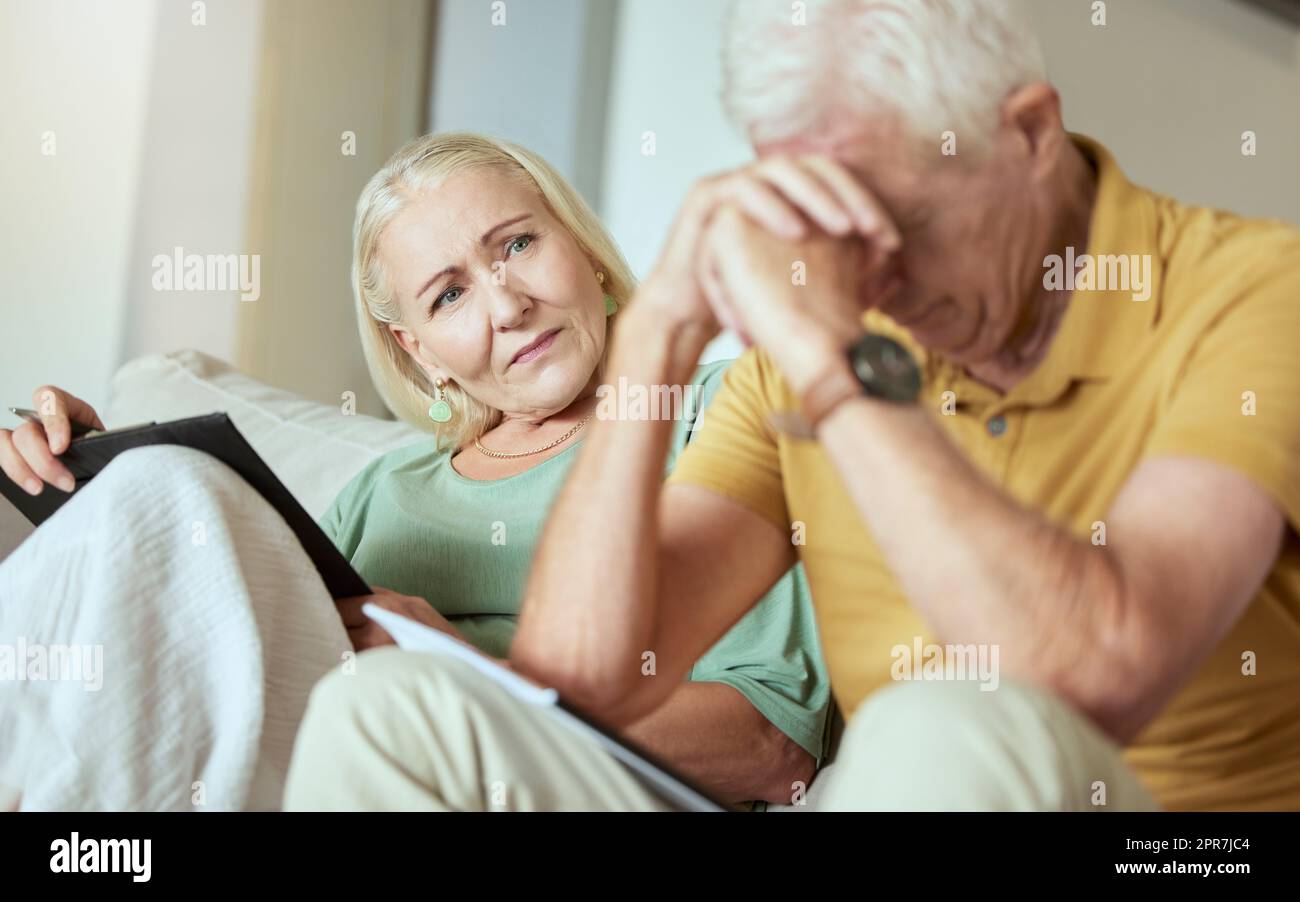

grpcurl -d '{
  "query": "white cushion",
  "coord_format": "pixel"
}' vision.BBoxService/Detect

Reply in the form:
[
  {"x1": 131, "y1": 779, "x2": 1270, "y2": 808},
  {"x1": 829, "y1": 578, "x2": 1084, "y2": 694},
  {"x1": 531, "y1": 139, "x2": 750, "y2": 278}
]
[{"x1": 101, "y1": 349, "x2": 426, "y2": 521}]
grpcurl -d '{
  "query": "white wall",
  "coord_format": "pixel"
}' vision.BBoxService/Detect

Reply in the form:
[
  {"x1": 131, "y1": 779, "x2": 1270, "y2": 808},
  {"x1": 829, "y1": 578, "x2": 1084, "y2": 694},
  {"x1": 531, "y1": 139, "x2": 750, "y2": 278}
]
[
  {"x1": 119, "y1": 0, "x2": 263, "y2": 368},
  {"x1": 0, "y1": 0, "x2": 159, "y2": 415},
  {"x1": 233, "y1": 0, "x2": 432, "y2": 415},
  {"x1": 0, "y1": 0, "x2": 263, "y2": 415},
  {"x1": 0, "y1": 0, "x2": 429, "y2": 422},
  {"x1": 599, "y1": 0, "x2": 752, "y2": 362},
  {"x1": 1027, "y1": 0, "x2": 1300, "y2": 223},
  {"x1": 429, "y1": 0, "x2": 616, "y2": 207}
]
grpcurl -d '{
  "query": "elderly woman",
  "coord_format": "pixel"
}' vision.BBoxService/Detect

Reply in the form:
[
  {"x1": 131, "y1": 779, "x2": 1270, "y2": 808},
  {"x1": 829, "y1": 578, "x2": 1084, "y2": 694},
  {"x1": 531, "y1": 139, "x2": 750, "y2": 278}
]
[{"x1": 0, "y1": 131, "x2": 852, "y2": 811}]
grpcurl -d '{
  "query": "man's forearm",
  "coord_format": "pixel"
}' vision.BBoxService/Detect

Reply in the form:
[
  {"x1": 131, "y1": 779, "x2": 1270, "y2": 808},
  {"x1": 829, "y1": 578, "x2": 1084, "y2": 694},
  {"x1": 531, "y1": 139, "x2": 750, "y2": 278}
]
[
  {"x1": 621, "y1": 682, "x2": 814, "y2": 805},
  {"x1": 512, "y1": 301, "x2": 714, "y2": 712},
  {"x1": 816, "y1": 395, "x2": 1129, "y2": 724}
]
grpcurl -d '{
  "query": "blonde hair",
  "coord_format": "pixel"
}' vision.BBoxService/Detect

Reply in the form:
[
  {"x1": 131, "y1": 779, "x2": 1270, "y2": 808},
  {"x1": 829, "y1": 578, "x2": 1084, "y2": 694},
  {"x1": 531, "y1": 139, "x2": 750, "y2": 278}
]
[{"x1": 352, "y1": 131, "x2": 635, "y2": 450}]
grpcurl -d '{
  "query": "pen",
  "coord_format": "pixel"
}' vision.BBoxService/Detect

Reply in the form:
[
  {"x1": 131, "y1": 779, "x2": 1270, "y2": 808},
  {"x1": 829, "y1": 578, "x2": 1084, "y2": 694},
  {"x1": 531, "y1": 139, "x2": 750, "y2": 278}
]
[{"x1": 8, "y1": 407, "x2": 97, "y2": 438}]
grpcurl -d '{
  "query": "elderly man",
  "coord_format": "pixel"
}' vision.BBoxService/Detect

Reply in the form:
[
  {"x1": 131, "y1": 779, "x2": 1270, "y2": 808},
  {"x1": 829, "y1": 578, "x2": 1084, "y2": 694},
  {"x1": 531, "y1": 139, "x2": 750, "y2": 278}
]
[{"x1": 513, "y1": 0, "x2": 1300, "y2": 810}]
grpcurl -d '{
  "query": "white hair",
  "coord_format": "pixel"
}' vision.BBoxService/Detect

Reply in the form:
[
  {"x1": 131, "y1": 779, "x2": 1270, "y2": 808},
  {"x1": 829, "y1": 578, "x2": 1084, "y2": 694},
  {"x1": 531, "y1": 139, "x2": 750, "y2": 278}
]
[{"x1": 722, "y1": 0, "x2": 1047, "y2": 154}]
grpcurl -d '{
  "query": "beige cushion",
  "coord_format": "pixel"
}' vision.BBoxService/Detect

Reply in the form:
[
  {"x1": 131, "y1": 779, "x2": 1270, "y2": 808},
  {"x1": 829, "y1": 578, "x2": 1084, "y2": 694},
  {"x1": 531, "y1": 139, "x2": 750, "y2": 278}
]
[{"x1": 1, "y1": 349, "x2": 425, "y2": 562}]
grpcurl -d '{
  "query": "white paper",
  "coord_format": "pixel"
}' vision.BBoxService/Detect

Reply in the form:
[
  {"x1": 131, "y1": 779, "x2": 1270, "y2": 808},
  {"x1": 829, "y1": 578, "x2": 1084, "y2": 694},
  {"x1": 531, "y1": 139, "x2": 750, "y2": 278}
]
[{"x1": 363, "y1": 603, "x2": 558, "y2": 706}]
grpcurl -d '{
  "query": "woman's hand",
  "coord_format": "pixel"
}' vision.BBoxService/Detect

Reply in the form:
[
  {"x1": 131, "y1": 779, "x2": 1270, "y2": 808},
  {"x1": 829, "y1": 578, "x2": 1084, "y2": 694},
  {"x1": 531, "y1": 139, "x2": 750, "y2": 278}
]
[
  {"x1": 336, "y1": 589, "x2": 542, "y2": 686},
  {"x1": 337, "y1": 586, "x2": 462, "y2": 652},
  {"x1": 638, "y1": 155, "x2": 899, "y2": 343},
  {"x1": 0, "y1": 386, "x2": 105, "y2": 496}
]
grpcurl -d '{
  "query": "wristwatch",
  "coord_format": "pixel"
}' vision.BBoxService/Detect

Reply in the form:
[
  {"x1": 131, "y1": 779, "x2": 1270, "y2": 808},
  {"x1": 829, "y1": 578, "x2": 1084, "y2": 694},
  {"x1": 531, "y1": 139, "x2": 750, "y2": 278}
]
[
  {"x1": 774, "y1": 333, "x2": 921, "y2": 439},
  {"x1": 847, "y1": 332, "x2": 922, "y2": 404}
]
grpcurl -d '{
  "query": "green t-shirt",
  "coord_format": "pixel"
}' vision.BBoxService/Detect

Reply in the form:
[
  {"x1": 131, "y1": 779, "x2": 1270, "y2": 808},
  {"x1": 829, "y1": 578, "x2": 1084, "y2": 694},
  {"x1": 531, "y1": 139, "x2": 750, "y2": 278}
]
[{"x1": 320, "y1": 361, "x2": 832, "y2": 762}]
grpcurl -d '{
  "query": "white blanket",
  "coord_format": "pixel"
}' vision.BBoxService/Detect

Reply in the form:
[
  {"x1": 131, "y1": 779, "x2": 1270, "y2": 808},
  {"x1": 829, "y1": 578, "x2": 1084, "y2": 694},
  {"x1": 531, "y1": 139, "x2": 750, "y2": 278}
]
[{"x1": 0, "y1": 446, "x2": 351, "y2": 810}]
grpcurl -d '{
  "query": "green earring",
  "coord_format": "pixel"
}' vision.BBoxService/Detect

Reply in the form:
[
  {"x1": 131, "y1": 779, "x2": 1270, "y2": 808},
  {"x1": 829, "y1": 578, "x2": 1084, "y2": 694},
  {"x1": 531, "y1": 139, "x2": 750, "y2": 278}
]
[
  {"x1": 428, "y1": 379, "x2": 453, "y2": 423},
  {"x1": 596, "y1": 270, "x2": 616, "y2": 317}
]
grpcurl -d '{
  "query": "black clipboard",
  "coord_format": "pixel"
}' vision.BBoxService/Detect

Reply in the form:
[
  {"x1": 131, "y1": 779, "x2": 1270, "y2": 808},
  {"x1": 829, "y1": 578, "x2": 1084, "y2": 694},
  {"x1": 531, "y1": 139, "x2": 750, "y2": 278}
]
[{"x1": 0, "y1": 412, "x2": 371, "y2": 599}]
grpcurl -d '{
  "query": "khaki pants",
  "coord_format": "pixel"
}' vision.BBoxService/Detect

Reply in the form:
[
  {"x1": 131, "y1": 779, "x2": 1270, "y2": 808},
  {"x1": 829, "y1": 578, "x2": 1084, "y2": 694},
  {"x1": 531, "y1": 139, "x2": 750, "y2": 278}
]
[{"x1": 283, "y1": 648, "x2": 1158, "y2": 812}]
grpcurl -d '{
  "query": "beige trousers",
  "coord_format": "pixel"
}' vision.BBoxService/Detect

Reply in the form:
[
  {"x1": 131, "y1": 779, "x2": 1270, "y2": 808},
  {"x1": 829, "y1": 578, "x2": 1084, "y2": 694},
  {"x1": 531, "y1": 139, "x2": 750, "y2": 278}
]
[{"x1": 283, "y1": 647, "x2": 1159, "y2": 812}]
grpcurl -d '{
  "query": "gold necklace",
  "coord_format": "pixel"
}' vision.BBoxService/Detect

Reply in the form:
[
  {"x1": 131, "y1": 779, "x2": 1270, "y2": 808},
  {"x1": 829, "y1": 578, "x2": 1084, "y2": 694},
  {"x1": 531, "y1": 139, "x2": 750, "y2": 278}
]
[{"x1": 473, "y1": 413, "x2": 594, "y2": 460}]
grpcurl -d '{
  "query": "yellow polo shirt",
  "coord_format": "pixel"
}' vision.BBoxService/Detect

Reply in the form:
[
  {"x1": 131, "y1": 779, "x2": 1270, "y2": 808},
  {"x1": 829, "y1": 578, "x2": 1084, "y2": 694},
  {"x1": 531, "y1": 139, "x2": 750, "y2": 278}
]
[{"x1": 668, "y1": 137, "x2": 1300, "y2": 811}]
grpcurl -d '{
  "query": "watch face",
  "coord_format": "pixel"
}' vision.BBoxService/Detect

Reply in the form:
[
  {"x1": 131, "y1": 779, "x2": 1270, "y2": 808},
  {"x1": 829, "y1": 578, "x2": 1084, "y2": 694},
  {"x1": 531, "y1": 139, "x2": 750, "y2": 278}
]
[{"x1": 849, "y1": 334, "x2": 921, "y2": 403}]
